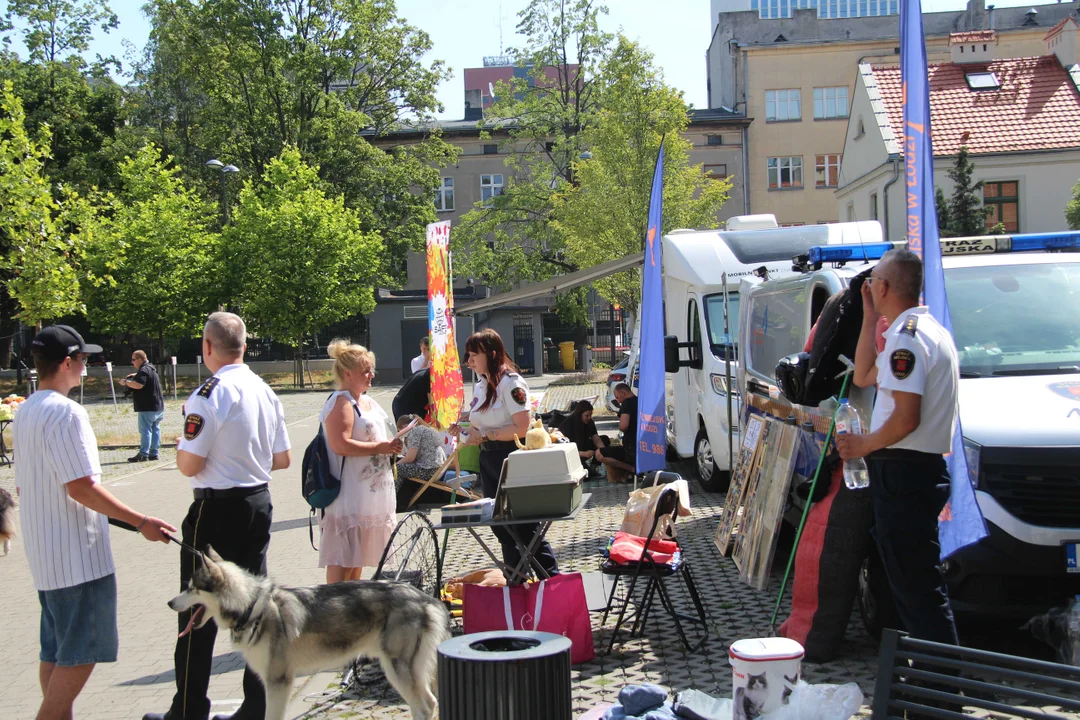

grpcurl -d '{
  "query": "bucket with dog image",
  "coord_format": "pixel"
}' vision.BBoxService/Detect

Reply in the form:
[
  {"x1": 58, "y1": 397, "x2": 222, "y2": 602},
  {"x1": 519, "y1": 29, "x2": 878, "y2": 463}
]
[{"x1": 729, "y1": 637, "x2": 804, "y2": 720}]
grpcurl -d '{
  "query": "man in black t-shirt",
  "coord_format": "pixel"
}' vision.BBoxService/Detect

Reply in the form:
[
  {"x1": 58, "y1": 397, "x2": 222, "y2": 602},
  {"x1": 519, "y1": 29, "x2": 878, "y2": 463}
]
[
  {"x1": 596, "y1": 383, "x2": 638, "y2": 482},
  {"x1": 118, "y1": 350, "x2": 165, "y2": 462}
]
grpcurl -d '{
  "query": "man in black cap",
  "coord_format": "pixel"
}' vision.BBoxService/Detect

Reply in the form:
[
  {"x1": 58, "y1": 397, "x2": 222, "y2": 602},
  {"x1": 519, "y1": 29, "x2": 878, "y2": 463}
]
[{"x1": 16, "y1": 325, "x2": 175, "y2": 720}]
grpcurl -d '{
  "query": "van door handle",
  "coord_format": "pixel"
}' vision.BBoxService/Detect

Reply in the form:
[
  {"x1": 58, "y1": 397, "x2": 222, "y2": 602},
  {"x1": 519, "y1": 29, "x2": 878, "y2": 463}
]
[{"x1": 746, "y1": 379, "x2": 770, "y2": 397}]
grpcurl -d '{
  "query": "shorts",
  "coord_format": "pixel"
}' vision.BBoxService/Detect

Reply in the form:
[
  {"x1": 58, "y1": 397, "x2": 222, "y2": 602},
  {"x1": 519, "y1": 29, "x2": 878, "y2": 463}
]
[
  {"x1": 599, "y1": 445, "x2": 635, "y2": 466},
  {"x1": 38, "y1": 573, "x2": 119, "y2": 666}
]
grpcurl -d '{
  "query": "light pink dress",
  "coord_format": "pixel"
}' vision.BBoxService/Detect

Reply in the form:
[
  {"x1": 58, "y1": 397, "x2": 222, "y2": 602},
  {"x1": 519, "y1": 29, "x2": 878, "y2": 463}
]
[{"x1": 318, "y1": 391, "x2": 396, "y2": 569}]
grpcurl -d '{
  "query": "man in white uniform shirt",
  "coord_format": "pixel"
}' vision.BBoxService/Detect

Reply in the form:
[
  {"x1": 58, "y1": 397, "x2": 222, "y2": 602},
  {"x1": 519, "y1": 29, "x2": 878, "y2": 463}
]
[
  {"x1": 16, "y1": 325, "x2": 175, "y2": 720},
  {"x1": 410, "y1": 335, "x2": 430, "y2": 374},
  {"x1": 144, "y1": 313, "x2": 291, "y2": 720},
  {"x1": 836, "y1": 249, "x2": 960, "y2": 645}
]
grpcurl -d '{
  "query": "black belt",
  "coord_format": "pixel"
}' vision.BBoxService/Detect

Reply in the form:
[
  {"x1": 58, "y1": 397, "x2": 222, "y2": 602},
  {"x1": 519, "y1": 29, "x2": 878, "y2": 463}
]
[
  {"x1": 193, "y1": 484, "x2": 268, "y2": 500},
  {"x1": 868, "y1": 448, "x2": 943, "y2": 462},
  {"x1": 481, "y1": 439, "x2": 518, "y2": 451}
]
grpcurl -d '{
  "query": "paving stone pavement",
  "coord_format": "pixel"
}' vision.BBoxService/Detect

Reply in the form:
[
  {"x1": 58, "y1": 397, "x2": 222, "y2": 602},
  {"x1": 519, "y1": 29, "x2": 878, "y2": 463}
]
[{"x1": 2, "y1": 380, "x2": 1073, "y2": 719}]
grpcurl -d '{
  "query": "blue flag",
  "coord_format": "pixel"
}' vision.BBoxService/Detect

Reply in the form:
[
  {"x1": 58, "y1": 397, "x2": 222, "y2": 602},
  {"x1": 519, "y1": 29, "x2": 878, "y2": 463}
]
[
  {"x1": 636, "y1": 142, "x2": 667, "y2": 474},
  {"x1": 900, "y1": 0, "x2": 987, "y2": 559}
]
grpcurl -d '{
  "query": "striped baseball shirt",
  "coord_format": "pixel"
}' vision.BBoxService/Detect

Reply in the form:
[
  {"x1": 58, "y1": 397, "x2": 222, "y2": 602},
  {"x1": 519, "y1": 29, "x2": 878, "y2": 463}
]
[{"x1": 14, "y1": 389, "x2": 115, "y2": 591}]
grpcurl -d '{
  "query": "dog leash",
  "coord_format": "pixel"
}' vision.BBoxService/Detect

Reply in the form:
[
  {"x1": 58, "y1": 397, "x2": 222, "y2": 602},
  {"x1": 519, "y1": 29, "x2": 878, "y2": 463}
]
[{"x1": 108, "y1": 518, "x2": 202, "y2": 556}]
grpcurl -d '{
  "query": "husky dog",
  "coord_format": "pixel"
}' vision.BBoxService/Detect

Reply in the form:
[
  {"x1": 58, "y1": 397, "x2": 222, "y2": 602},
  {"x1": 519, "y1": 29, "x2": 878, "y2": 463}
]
[
  {"x1": 168, "y1": 547, "x2": 449, "y2": 720},
  {"x1": 0, "y1": 487, "x2": 15, "y2": 555}
]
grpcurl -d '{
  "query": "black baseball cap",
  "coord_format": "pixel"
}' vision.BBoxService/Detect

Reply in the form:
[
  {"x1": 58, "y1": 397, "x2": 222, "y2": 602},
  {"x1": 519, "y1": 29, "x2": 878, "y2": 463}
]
[{"x1": 30, "y1": 325, "x2": 103, "y2": 362}]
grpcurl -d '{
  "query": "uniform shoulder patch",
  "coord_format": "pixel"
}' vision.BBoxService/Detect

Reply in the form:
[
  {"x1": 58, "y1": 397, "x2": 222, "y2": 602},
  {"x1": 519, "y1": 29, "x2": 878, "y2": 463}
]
[
  {"x1": 197, "y1": 376, "x2": 220, "y2": 398},
  {"x1": 891, "y1": 349, "x2": 916, "y2": 379},
  {"x1": 510, "y1": 386, "x2": 527, "y2": 406},
  {"x1": 900, "y1": 315, "x2": 919, "y2": 337},
  {"x1": 183, "y1": 414, "x2": 205, "y2": 441}
]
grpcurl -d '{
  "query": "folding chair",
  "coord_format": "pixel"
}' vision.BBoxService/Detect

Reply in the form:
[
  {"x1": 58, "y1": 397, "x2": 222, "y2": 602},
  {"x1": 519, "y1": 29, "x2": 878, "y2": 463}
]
[
  {"x1": 403, "y1": 447, "x2": 482, "y2": 509},
  {"x1": 600, "y1": 486, "x2": 709, "y2": 653}
]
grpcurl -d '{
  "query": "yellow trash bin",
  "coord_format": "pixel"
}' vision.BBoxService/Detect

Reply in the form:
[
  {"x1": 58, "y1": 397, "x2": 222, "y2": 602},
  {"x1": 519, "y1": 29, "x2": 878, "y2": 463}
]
[{"x1": 558, "y1": 341, "x2": 576, "y2": 371}]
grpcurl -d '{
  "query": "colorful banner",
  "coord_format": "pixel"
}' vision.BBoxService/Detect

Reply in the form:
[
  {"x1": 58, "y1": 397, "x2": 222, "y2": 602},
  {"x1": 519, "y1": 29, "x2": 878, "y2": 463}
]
[
  {"x1": 636, "y1": 142, "x2": 667, "y2": 474},
  {"x1": 426, "y1": 221, "x2": 464, "y2": 430},
  {"x1": 900, "y1": 0, "x2": 988, "y2": 558}
]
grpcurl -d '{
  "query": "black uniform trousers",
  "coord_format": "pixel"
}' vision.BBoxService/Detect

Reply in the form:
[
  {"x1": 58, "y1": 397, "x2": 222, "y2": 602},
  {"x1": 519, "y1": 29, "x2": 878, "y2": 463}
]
[
  {"x1": 168, "y1": 485, "x2": 273, "y2": 720},
  {"x1": 479, "y1": 440, "x2": 559, "y2": 578},
  {"x1": 868, "y1": 449, "x2": 959, "y2": 646}
]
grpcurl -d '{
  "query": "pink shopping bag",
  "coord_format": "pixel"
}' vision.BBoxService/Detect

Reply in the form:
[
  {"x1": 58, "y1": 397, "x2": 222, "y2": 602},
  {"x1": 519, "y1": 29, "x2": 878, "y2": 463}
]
[{"x1": 463, "y1": 572, "x2": 596, "y2": 664}]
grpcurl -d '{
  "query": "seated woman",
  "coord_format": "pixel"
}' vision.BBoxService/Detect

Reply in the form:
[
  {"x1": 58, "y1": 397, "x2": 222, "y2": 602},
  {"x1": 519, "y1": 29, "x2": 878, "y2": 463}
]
[
  {"x1": 560, "y1": 400, "x2": 608, "y2": 476},
  {"x1": 395, "y1": 415, "x2": 448, "y2": 487}
]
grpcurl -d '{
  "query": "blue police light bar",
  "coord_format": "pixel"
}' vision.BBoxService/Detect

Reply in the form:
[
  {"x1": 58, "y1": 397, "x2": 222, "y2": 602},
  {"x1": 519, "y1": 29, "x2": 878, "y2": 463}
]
[{"x1": 807, "y1": 232, "x2": 1080, "y2": 265}]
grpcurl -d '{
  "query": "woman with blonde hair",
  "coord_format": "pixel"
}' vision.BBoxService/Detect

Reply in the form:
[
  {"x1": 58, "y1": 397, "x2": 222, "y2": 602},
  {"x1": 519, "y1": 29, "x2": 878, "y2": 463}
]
[{"x1": 318, "y1": 338, "x2": 402, "y2": 583}]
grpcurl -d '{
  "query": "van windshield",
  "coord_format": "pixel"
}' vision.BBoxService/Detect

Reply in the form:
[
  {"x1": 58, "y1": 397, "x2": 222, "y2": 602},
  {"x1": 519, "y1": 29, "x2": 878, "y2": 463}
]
[
  {"x1": 947, "y1": 262, "x2": 1080, "y2": 377},
  {"x1": 704, "y1": 292, "x2": 740, "y2": 356}
]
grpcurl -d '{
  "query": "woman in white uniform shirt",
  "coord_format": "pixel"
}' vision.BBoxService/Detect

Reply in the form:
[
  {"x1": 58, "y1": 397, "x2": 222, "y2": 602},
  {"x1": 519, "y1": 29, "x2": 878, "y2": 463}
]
[{"x1": 451, "y1": 329, "x2": 559, "y2": 577}]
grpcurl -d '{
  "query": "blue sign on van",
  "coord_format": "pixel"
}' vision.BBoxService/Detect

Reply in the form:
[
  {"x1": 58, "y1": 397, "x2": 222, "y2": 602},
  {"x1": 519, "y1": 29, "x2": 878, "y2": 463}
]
[{"x1": 1068, "y1": 543, "x2": 1079, "y2": 574}]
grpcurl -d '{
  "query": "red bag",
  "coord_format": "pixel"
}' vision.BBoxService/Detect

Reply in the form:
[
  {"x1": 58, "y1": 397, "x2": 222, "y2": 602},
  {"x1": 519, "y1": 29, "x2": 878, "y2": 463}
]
[
  {"x1": 608, "y1": 531, "x2": 679, "y2": 565},
  {"x1": 463, "y1": 572, "x2": 596, "y2": 664}
]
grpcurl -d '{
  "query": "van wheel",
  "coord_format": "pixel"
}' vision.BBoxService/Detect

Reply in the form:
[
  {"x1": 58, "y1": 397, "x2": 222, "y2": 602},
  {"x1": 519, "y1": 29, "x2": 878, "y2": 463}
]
[
  {"x1": 858, "y1": 551, "x2": 902, "y2": 641},
  {"x1": 695, "y1": 427, "x2": 730, "y2": 492}
]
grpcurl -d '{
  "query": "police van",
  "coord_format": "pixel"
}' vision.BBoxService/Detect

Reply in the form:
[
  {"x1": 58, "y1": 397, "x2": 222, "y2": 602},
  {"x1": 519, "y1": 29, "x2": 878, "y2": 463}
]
[
  {"x1": 660, "y1": 216, "x2": 883, "y2": 491},
  {"x1": 737, "y1": 232, "x2": 1080, "y2": 633}
]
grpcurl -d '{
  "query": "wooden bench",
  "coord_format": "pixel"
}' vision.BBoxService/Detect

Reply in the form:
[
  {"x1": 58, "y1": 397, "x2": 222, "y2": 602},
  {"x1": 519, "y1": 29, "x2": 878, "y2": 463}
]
[{"x1": 872, "y1": 629, "x2": 1080, "y2": 719}]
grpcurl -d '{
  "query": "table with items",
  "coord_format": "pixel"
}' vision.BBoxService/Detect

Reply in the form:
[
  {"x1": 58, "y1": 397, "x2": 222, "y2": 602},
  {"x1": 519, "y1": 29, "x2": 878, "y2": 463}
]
[{"x1": 435, "y1": 443, "x2": 589, "y2": 585}]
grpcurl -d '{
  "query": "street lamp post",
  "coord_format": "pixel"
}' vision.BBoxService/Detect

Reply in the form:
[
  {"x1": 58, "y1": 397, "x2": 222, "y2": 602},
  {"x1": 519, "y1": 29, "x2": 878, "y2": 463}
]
[{"x1": 205, "y1": 158, "x2": 239, "y2": 225}]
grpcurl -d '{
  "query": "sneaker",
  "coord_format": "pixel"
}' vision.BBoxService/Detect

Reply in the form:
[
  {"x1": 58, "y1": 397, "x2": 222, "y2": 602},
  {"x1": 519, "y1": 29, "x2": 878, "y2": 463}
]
[
  {"x1": 128, "y1": 454, "x2": 148, "y2": 463},
  {"x1": 148, "y1": 454, "x2": 159, "y2": 461}
]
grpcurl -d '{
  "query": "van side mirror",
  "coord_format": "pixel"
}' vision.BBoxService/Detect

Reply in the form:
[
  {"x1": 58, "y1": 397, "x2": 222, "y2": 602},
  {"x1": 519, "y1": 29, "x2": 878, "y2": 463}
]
[
  {"x1": 664, "y1": 335, "x2": 703, "y2": 372},
  {"x1": 665, "y1": 335, "x2": 680, "y2": 373}
]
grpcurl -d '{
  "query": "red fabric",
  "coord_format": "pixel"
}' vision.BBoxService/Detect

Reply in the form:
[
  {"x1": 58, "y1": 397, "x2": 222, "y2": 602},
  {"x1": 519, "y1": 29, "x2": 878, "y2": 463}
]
[
  {"x1": 778, "y1": 464, "x2": 842, "y2": 645},
  {"x1": 608, "y1": 531, "x2": 679, "y2": 565},
  {"x1": 462, "y1": 572, "x2": 595, "y2": 664}
]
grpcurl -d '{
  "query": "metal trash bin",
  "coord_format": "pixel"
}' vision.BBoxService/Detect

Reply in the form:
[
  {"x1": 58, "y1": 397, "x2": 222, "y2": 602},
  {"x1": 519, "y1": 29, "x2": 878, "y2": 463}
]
[
  {"x1": 559, "y1": 341, "x2": 576, "y2": 371},
  {"x1": 438, "y1": 631, "x2": 572, "y2": 720}
]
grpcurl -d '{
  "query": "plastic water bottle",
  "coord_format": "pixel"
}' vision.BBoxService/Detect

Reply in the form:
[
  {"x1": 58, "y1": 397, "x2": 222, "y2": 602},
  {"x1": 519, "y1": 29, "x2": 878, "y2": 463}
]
[{"x1": 835, "y1": 398, "x2": 870, "y2": 489}]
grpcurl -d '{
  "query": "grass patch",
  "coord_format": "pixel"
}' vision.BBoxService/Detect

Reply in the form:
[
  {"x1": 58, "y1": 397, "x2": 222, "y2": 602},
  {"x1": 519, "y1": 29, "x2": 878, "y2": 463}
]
[{"x1": 548, "y1": 370, "x2": 609, "y2": 386}]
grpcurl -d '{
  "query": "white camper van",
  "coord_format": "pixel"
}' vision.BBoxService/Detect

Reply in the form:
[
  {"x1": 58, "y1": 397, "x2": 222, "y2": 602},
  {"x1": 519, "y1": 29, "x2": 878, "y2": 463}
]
[{"x1": 661, "y1": 216, "x2": 883, "y2": 490}]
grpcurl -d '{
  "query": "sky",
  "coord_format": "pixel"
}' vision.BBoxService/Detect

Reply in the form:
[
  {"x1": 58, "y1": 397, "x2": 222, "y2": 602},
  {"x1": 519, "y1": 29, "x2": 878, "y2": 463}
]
[{"x1": 0, "y1": 0, "x2": 1059, "y2": 120}]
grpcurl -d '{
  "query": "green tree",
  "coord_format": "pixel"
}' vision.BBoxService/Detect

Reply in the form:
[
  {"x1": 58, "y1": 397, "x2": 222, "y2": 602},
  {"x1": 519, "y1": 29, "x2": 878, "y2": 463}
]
[
  {"x1": 1, "y1": 0, "x2": 131, "y2": 193},
  {"x1": 941, "y1": 146, "x2": 996, "y2": 237},
  {"x1": 1065, "y1": 178, "x2": 1080, "y2": 230},
  {"x1": 452, "y1": 0, "x2": 613, "y2": 293},
  {"x1": 555, "y1": 37, "x2": 731, "y2": 317},
  {"x1": 0, "y1": 82, "x2": 89, "y2": 326},
  {"x1": 5, "y1": 0, "x2": 117, "y2": 64},
  {"x1": 227, "y1": 147, "x2": 383, "y2": 379},
  {"x1": 136, "y1": 0, "x2": 455, "y2": 281},
  {"x1": 81, "y1": 144, "x2": 221, "y2": 344},
  {"x1": 935, "y1": 186, "x2": 952, "y2": 237}
]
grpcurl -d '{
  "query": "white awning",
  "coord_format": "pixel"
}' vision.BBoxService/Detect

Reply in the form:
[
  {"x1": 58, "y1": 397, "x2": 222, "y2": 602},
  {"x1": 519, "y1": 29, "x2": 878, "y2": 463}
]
[{"x1": 455, "y1": 251, "x2": 645, "y2": 316}]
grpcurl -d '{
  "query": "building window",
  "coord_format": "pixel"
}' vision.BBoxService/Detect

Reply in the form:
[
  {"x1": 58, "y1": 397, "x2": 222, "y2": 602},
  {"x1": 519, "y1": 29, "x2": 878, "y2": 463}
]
[
  {"x1": 779, "y1": 222, "x2": 805, "y2": 227},
  {"x1": 707, "y1": 134, "x2": 723, "y2": 146},
  {"x1": 984, "y1": 181, "x2": 1019, "y2": 232},
  {"x1": 813, "y1": 86, "x2": 849, "y2": 119},
  {"x1": 481, "y1": 174, "x2": 504, "y2": 205},
  {"x1": 815, "y1": 154, "x2": 841, "y2": 188},
  {"x1": 765, "y1": 89, "x2": 801, "y2": 122},
  {"x1": 704, "y1": 164, "x2": 728, "y2": 179},
  {"x1": 768, "y1": 156, "x2": 803, "y2": 189},
  {"x1": 870, "y1": 192, "x2": 878, "y2": 221},
  {"x1": 435, "y1": 177, "x2": 454, "y2": 212},
  {"x1": 483, "y1": 144, "x2": 498, "y2": 155}
]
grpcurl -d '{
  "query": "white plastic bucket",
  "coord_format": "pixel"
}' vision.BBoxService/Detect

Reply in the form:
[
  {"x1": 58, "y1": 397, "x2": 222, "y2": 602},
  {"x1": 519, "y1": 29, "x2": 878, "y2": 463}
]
[{"x1": 728, "y1": 637, "x2": 804, "y2": 719}]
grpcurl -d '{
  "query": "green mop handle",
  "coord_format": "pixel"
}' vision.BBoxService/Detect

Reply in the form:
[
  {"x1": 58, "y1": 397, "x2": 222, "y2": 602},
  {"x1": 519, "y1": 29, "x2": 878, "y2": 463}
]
[{"x1": 769, "y1": 371, "x2": 854, "y2": 632}]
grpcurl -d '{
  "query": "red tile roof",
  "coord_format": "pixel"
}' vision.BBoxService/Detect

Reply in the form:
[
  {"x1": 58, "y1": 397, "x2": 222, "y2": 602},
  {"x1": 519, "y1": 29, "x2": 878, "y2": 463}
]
[
  {"x1": 949, "y1": 30, "x2": 998, "y2": 44},
  {"x1": 871, "y1": 56, "x2": 1080, "y2": 156}
]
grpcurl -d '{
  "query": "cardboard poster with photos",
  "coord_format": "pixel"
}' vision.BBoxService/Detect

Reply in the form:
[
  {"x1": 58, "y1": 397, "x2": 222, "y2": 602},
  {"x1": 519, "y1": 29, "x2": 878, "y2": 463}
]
[{"x1": 714, "y1": 412, "x2": 768, "y2": 556}]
